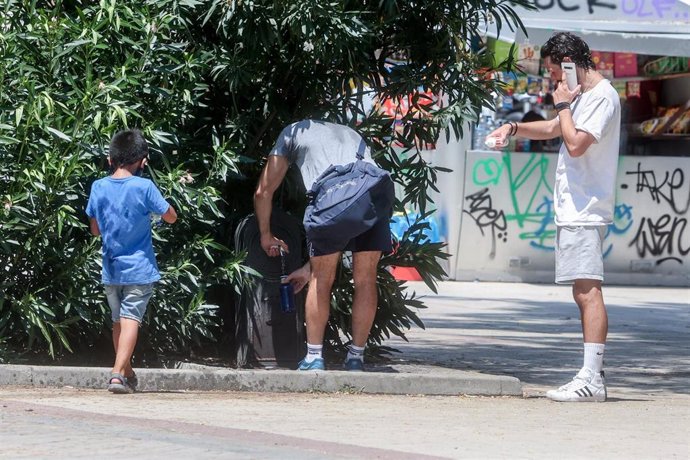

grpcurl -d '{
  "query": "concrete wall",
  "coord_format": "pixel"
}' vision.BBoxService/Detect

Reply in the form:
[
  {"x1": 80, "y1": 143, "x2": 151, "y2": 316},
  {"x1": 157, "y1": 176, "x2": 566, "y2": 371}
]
[
  {"x1": 418, "y1": 127, "x2": 471, "y2": 279},
  {"x1": 445, "y1": 150, "x2": 690, "y2": 286}
]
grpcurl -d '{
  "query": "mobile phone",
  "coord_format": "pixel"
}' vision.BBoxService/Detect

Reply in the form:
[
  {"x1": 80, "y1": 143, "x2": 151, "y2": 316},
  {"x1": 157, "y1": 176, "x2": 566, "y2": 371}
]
[{"x1": 561, "y1": 62, "x2": 578, "y2": 90}]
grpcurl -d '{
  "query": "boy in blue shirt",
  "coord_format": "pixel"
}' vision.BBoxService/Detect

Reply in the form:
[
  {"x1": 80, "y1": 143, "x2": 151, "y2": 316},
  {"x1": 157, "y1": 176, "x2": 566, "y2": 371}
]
[{"x1": 86, "y1": 129, "x2": 177, "y2": 394}]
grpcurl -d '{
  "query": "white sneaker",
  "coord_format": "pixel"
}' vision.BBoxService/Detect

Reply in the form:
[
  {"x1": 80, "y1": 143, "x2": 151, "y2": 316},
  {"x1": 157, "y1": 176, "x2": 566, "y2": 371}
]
[{"x1": 546, "y1": 369, "x2": 607, "y2": 402}]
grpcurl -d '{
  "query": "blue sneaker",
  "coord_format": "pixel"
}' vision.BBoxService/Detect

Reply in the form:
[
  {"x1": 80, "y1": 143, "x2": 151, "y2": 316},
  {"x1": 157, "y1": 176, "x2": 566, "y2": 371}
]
[
  {"x1": 297, "y1": 358, "x2": 325, "y2": 371},
  {"x1": 343, "y1": 358, "x2": 364, "y2": 371}
]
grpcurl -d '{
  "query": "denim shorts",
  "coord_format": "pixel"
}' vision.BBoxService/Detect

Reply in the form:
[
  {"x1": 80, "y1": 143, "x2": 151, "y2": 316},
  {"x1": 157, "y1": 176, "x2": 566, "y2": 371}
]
[
  {"x1": 105, "y1": 283, "x2": 154, "y2": 323},
  {"x1": 555, "y1": 225, "x2": 606, "y2": 284}
]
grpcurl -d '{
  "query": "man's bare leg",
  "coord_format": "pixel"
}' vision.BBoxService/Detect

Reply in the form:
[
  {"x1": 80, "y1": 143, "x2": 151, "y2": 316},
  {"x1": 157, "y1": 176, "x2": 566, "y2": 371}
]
[
  {"x1": 304, "y1": 252, "x2": 340, "y2": 345},
  {"x1": 351, "y1": 251, "x2": 381, "y2": 347},
  {"x1": 573, "y1": 279, "x2": 608, "y2": 380},
  {"x1": 573, "y1": 279, "x2": 608, "y2": 343}
]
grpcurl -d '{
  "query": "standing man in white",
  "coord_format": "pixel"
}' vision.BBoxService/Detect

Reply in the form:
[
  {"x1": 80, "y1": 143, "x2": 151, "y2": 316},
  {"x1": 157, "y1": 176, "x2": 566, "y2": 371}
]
[{"x1": 487, "y1": 32, "x2": 621, "y2": 402}]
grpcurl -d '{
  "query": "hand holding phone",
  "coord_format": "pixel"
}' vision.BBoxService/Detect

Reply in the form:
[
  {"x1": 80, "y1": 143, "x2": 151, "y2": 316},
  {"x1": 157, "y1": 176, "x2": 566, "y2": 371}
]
[{"x1": 561, "y1": 62, "x2": 578, "y2": 90}]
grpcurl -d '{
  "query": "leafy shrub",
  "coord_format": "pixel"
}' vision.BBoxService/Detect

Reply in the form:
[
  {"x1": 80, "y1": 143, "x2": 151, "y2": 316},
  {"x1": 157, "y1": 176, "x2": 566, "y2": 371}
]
[
  {"x1": 0, "y1": 0, "x2": 252, "y2": 358},
  {"x1": 0, "y1": 0, "x2": 529, "y2": 361}
]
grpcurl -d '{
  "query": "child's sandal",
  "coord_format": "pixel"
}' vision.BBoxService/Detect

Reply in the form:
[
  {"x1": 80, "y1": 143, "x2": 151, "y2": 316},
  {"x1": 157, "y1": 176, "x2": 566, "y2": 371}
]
[
  {"x1": 126, "y1": 372, "x2": 138, "y2": 391},
  {"x1": 107, "y1": 373, "x2": 133, "y2": 394}
]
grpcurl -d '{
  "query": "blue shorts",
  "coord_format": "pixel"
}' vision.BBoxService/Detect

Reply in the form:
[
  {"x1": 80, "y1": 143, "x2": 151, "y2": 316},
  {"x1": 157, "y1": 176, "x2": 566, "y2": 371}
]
[{"x1": 105, "y1": 284, "x2": 154, "y2": 323}]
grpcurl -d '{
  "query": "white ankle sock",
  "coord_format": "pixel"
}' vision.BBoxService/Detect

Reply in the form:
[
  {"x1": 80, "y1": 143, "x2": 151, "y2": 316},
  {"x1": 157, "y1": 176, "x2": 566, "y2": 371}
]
[
  {"x1": 304, "y1": 343, "x2": 322, "y2": 363},
  {"x1": 583, "y1": 342, "x2": 605, "y2": 374},
  {"x1": 346, "y1": 344, "x2": 365, "y2": 362}
]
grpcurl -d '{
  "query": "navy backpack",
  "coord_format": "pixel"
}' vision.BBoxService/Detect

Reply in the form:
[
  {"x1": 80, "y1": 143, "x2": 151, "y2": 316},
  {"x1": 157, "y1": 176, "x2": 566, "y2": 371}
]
[{"x1": 303, "y1": 143, "x2": 394, "y2": 244}]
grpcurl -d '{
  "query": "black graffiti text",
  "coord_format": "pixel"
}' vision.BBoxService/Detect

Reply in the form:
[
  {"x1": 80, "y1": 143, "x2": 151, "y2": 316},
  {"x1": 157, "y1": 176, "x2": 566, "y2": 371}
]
[
  {"x1": 463, "y1": 188, "x2": 507, "y2": 259},
  {"x1": 534, "y1": 0, "x2": 615, "y2": 14},
  {"x1": 625, "y1": 163, "x2": 689, "y2": 214},
  {"x1": 628, "y1": 215, "x2": 689, "y2": 263}
]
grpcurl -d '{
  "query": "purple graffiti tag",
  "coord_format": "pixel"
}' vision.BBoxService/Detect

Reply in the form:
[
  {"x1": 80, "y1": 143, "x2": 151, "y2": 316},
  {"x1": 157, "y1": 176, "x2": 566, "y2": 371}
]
[
  {"x1": 621, "y1": 0, "x2": 652, "y2": 16},
  {"x1": 651, "y1": 0, "x2": 676, "y2": 18},
  {"x1": 621, "y1": 0, "x2": 677, "y2": 18},
  {"x1": 463, "y1": 188, "x2": 507, "y2": 259}
]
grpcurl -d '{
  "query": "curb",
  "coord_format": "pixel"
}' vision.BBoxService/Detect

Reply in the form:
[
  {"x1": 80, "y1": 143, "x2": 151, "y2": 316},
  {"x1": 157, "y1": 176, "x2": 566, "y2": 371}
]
[{"x1": 0, "y1": 364, "x2": 522, "y2": 396}]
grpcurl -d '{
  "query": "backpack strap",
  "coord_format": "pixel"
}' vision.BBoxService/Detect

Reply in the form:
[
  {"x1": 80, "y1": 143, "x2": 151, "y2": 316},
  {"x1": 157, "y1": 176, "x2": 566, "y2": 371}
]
[{"x1": 355, "y1": 138, "x2": 367, "y2": 160}]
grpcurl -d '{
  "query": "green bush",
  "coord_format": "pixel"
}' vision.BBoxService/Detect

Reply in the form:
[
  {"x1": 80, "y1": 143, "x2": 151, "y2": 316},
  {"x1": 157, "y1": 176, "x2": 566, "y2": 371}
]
[
  {"x1": 0, "y1": 0, "x2": 253, "y2": 358},
  {"x1": 0, "y1": 0, "x2": 529, "y2": 361}
]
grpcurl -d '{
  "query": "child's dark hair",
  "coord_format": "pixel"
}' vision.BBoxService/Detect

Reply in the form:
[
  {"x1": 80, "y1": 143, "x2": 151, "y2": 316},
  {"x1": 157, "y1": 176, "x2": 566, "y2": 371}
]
[
  {"x1": 540, "y1": 32, "x2": 595, "y2": 70},
  {"x1": 109, "y1": 129, "x2": 149, "y2": 168}
]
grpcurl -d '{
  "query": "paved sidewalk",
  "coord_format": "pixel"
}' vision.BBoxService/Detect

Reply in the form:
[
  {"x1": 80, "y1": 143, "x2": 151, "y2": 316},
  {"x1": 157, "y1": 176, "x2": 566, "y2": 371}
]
[
  {"x1": 390, "y1": 281, "x2": 690, "y2": 397},
  {"x1": 2, "y1": 281, "x2": 689, "y2": 459},
  {"x1": 2, "y1": 387, "x2": 689, "y2": 459},
  {"x1": 1, "y1": 281, "x2": 688, "y2": 397}
]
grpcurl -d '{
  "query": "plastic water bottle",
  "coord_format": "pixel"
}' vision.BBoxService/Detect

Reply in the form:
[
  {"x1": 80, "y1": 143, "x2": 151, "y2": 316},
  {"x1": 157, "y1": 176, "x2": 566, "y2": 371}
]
[
  {"x1": 473, "y1": 118, "x2": 486, "y2": 150},
  {"x1": 279, "y1": 275, "x2": 295, "y2": 313},
  {"x1": 473, "y1": 110, "x2": 495, "y2": 150},
  {"x1": 278, "y1": 248, "x2": 295, "y2": 313}
]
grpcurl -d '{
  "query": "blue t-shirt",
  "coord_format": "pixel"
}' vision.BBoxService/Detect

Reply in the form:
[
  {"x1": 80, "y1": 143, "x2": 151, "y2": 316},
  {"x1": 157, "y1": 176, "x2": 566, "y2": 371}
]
[{"x1": 86, "y1": 176, "x2": 170, "y2": 285}]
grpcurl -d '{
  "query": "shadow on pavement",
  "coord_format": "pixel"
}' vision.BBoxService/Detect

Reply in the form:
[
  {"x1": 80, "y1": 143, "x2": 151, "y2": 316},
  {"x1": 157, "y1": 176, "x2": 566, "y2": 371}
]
[{"x1": 389, "y1": 293, "x2": 690, "y2": 395}]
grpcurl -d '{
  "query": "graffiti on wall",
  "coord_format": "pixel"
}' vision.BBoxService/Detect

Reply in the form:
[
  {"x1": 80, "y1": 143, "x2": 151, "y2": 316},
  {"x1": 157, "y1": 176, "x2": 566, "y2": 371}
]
[
  {"x1": 468, "y1": 152, "x2": 555, "y2": 254},
  {"x1": 530, "y1": 0, "x2": 689, "y2": 20},
  {"x1": 461, "y1": 152, "x2": 689, "y2": 272},
  {"x1": 623, "y1": 162, "x2": 690, "y2": 265},
  {"x1": 463, "y1": 188, "x2": 507, "y2": 258}
]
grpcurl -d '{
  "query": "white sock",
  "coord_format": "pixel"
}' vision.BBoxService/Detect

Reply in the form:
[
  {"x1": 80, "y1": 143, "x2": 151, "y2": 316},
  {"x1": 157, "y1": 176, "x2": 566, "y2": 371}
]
[
  {"x1": 583, "y1": 342, "x2": 605, "y2": 374},
  {"x1": 346, "y1": 344, "x2": 365, "y2": 362},
  {"x1": 304, "y1": 343, "x2": 322, "y2": 363}
]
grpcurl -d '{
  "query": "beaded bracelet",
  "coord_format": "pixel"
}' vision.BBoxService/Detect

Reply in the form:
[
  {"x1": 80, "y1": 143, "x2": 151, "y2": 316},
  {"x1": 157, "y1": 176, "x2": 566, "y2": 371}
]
[
  {"x1": 504, "y1": 122, "x2": 518, "y2": 137},
  {"x1": 555, "y1": 102, "x2": 571, "y2": 112}
]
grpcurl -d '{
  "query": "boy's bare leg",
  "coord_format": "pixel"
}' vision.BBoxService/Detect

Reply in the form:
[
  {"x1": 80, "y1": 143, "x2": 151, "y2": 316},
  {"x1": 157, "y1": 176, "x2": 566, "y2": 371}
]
[
  {"x1": 111, "y1": 318, "x2": 139, "y2": 382},
  {"x1": 351, "y1": 251, "x2": 381, "y2": 347},
  {"x1": 112, "y1": 323, "x2": 134, "y2": 378},
  {"x1": 305, "y1": 252, "x2": 340, "y2": 345}
]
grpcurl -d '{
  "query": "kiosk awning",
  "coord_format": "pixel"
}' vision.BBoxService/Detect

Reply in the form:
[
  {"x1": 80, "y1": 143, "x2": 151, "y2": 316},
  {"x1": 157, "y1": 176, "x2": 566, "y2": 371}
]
[{"x1": 488, "y1": 0, "x2": 690, "y2": 57}]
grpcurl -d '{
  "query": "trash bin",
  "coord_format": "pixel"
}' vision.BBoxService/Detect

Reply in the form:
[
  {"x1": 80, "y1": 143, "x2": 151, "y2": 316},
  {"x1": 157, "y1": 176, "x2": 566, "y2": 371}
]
[{"x1": 234, "y1": 208, "x2": 306, "y2": 368}]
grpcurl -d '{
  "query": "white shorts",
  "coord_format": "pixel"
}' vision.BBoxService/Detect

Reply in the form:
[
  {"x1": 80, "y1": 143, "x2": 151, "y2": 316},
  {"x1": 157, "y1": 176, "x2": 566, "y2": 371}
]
[{"x1": 555, "y1": 225, "x2": 606, "y2": 284}]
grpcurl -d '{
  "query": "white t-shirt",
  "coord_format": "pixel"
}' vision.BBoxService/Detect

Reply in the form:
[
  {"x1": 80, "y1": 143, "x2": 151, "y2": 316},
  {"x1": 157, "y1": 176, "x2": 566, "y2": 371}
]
[{"x1": 554, "y1": 79, "x2": 621, "y2": 226}]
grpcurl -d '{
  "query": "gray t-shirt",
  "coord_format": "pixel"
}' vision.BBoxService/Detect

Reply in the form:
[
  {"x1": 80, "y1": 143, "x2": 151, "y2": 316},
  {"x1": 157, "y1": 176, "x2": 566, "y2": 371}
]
[{"x1": 268, "y1": 120, "x2": 374, "y2": 191}]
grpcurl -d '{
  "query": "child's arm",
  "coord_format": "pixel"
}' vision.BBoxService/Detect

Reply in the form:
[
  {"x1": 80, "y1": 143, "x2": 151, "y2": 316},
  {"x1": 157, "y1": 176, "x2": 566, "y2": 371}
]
[
  {"x1": 89, "y1": 217, "x2": 101, "y2": 236},
  {"x1": 161, "y1": 205, "x2": 177, "y2": 224}
]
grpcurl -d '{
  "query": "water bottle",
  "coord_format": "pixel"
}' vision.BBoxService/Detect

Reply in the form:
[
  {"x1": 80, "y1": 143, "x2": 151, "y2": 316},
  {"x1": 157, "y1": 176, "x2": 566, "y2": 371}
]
[
  {"x1": 473, "y1": 118, "x2": 486, "y2": 150},
  {"x1": 473, "y1": 109, "x2": 495, "y2": 150},
  {"x1": 278, "y1": 248, "x2": 295, "y2": 313},
  {"x1": 279, "y1": 275, "x2": 295, "y2": 313}
]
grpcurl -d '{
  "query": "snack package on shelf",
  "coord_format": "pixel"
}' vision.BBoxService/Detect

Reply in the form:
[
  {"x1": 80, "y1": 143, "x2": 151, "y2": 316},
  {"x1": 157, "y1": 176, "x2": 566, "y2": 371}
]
[
  {"x1": 670, "y1": 108, "x2": 690, "y2": 134},
  {"x1": 639, "y1": 118, "x2": 660, "y2": 135},
  {"x1": 638, "y1": 104, "x2": 690, "y2": 135},
  {"x1": 654, "y1": 106, "x2": 680, "y2": 134}
]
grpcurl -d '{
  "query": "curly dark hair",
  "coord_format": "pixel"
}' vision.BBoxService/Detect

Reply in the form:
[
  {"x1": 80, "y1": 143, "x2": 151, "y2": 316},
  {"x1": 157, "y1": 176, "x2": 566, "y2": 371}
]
[
  {"x1": 540, "y1": 32, "x2": 595, "y2": 70},
  {"x1": 108, "y1": 129, "x2": 149, "y2": 168}
]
